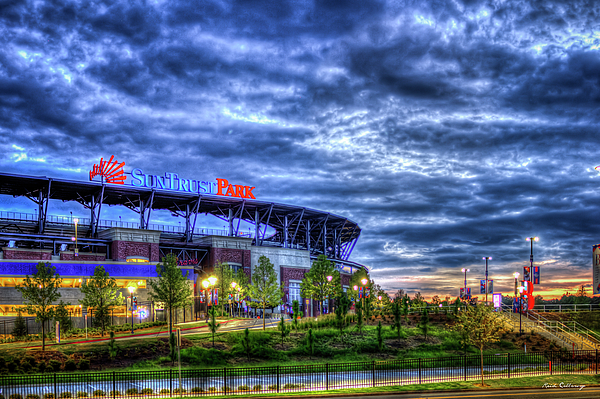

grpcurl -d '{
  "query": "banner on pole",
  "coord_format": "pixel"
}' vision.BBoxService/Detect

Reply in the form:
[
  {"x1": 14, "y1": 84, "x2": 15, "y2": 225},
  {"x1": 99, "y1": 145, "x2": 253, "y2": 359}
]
[
  {"x1": 480, "y1": 280, "x2": 486, "y2": 294},
  {"x1": 594, "y1": 244, "x2": 600, "y2": 294},
  {"x1": 459, "y1": 288, "x2": 464, "y2": 299},
  {"x1": 523, "y1": 266, "x2": 531, "y2": 282},
  {"x1": 488, "y1": 280, "x2": 493, "y2": 294},
  {"x1": 533, "y1": 266, "x2": 540, "y2": 285},
  {"x1": 466, "y1": 288, "x2": 471, "y2": 299},
  {"x1": 492, "y1": 293, "x2": 502, "y2": 308}
]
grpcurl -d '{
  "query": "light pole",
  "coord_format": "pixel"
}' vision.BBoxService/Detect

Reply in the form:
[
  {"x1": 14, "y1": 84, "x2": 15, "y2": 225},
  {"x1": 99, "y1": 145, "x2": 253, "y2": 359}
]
[
  {"x1": 513, "y1": 272, "x2": 520, "y2": 297},
  {"x1": 230, "y1": 281, "x2": 237, "y2": 317},
  {"x1": 203, "y1": 276, "x2": 217, "y2": 318},
  {"x1": 461, "y1": 268, "x2": 470, "y2": 300},
  {"x1": 518, "y1": 285, "x2": 525, "y2": 336},
  {"x1": 73, "y1": 218, "x2": 79, "y2": 257},
  {"x1": 361, "y1": 278, "x2": 368, "y2": 323},
  {"x1": 482, "y1": 257, "x2": 491, "y2": 305},
  {"x1": 326, "y1": 275, "x2": 332, "y2": 314},
  {"x1": 128, "y1": 286, "x2": 135, "y2": 334}
]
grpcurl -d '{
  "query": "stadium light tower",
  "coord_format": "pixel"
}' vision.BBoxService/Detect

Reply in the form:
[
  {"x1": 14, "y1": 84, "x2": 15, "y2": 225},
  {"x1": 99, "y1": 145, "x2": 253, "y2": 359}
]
[
  {"x1": 461, "y1": 268, "x2": 470, "y2": 299},
  {"x1": 526, "y1": 237, "x2": 539, "y2": 277}
]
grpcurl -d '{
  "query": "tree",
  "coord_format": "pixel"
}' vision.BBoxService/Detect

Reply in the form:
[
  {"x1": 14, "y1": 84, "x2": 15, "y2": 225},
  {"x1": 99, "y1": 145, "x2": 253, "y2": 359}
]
[
  {"x1": 248, "y1": 255, "x2": 283, "y2": 330},
  {"x1": 334, "y1": 291, "x2": 351, "y2": 335},
  {"x1": 233, "y1": 268, "x2": 250, "y2": 316},
  {"x1": 419, "y1": 307, "x2": 430, "y2": 340},
  {"x1": 79, "y1": 265, "x2": 123, "y2": 337},
  {"x1": 54, "y1": 300, "x2": 72, "y2": 334},
  {"x1": 401, "y1": 295, "x2": 410, "y2": 323},
  {"x1": 12, "y1": 309, "x2": 27, "y2": 339},
  {"x1": 241, "y1": 328, "x2": 252, "y2": 361},
  {"x1": 15, "y1": 262, "x2": 62, "y2": 351},
  {"x1": 453, "y1": 304, "x2": 508, "y2": 386},
  {"x1": 278, "y1": 316, "x2": 289, "y2": 347},
  {"x1": 213, "y1": 262, "x2": 235, "y2": 316},
  {"x1": 292, "y1": 300, "x2": 302, "y2": 329},
  {"x1": 108, "y1": 331, "x2": 119, "y2": 359},
  {"x1": 300, "y1": 255, "x2": 340, "y2": 316},
  {"x1": 307, "y1": 328, "x2": 315, "y2": 359},
  {"x1": 432, "y1": 295, "x2": 441, "y2": 314},
  {"x1": 148, "y1": 254, "x2": 194, "y2": 335},
  {"x1": 391, "y1": 296, "x2": 403, "y2": 341},
  {"x1": 376, "y1": 321, "x2": 384, "y2": 351},
  {"x1": 207, "y1": 305, "x2": 220, "y2": 347}
]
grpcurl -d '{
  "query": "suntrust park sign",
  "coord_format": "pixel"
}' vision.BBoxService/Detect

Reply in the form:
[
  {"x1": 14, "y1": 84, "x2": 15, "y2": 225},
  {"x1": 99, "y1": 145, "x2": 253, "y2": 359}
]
[{"x1": 89, "y1": 156, "x2": 256, "y2": 199}]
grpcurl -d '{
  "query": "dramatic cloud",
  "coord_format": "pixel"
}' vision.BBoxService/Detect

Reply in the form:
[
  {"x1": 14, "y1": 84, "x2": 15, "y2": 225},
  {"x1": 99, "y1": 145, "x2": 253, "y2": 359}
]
[{"x1": 2, "y1": 0, "x2": 600, "y2": 299}]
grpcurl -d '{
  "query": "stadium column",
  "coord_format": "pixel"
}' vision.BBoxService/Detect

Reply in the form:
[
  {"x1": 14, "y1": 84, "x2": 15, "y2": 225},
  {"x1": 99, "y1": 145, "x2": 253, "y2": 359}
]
[
  {"x1": 284, "y1": 215, "x2": 288, "y2": 248},
  {"x1": 228, "y1": 208, "x2": 234, "y2": 236},
  {"x1": 306, "y1": 220, "x2": 311, "y2": 252},
  {"x1": 254, "y1": 209, "x2": 260, "y2": 245},
  {"x1": 185, "y1": 204, "x2": 191, "y2": 242}
]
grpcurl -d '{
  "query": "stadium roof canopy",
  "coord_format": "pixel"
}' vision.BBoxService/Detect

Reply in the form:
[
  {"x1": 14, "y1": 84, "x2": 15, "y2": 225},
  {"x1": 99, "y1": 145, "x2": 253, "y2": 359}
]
[{"x1": 0, "y1": 172, "x2": 361, "y2": 262}]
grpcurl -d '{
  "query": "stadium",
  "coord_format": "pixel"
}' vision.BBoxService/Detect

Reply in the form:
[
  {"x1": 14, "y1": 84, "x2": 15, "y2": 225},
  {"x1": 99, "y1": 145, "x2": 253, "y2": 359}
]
[{"x1": 0, "y1": 156, "x2": 366, "y2": 329}]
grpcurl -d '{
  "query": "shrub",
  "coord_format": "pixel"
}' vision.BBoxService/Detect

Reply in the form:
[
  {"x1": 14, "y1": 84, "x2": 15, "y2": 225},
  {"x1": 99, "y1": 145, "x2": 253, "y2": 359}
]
[
  {"x1": 237, "y1": 386, "x2": 250, "y2": 392},
  {"x1": 7, "y1": 360, "x2": 19, "y2": 373},
  {"x1": 252, "y1": 385, "x2": 262, "y2": 392},
  {"x1": 60, "y1": 393, "x2": 72, "y2": 399},
  {"x1": 76, "y1": 393, "x2": 87, "y2": 398},
  {"x1": 189, "y1": 388, "x2": 203, "y2": 394},
  {"x1": 140, "y1": 389, "x2": 152, "y2": 395},
  {"x1": 64, "y1": 360, "x2": 77, "y2": 371},
  {"x1": 219, "y1": 387, "x2": 229, "y2": 393},
  {"x1": 173, "y1": 389, "x2": 185, "y2": 394},
  {"x1": 93, "y1": 391, "x2": 105, "y2": 397},
  {"x1": 77, "y1": 359, "x2": 90, "y2": 370},
  {"x1": 9, "y1": 394, "x2": 22, "y2": 399},
  {"x1": 207, "y1": 388, "x2": 217, "y2": 393},
  {"x1": 109, "y1": 392, "x2": 121, "y2": 397},
  {"x1": 125, "y1": 389, "x2": 137, "y2": 396},
  {"x1": 37, "y1": 361, "x2": 47, "y2": 373},
  {"x1": 158, "y1": 390, "x2": 170, "y2": 394},
  {"x1": 20, "y1": 357, "x2": 34, "y2": 373},
  {"x1": 26, "y1": 395, "x2": 40, "y2": 399},
  {"x1": 267, "y1": 385, "x2": 277, "y2": 390},
  {"x1": 49, "y1": 360, "x2": 62, "y2": 372},
  {"x1": 44, "y1": 394, "x2": 55, "y2": 399}
]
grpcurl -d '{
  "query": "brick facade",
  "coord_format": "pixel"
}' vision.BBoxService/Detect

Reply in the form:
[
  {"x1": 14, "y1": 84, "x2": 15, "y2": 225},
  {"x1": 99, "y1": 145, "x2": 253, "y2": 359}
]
[
  {"x1": 2, "y1": 248, "x2": 52, "y2": 260},
  {"x1": 111, "y1": 241, "x2": 160, "y2": 262},
  {"x1": 60, "y1": 252, "x2": 106, "y2": 261}
]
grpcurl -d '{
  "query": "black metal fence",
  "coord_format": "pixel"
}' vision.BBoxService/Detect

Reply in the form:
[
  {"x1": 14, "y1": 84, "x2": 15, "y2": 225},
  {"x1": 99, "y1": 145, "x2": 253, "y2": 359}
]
[{"x1": 0, "y1": 350, "x2": 597, "y2": 398}]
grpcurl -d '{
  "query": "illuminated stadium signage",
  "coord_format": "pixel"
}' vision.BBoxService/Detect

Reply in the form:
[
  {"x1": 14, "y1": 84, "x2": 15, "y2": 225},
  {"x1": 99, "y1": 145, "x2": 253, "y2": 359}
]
[{"x1": 90, "y1": 157, "x2": 256, "y2": 199}]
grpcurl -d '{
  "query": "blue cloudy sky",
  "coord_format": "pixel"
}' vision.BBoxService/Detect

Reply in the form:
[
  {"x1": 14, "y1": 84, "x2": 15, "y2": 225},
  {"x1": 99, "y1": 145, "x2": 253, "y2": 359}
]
[{"x1": 1, "y1": 0, "x2": 600, "y2": 299}]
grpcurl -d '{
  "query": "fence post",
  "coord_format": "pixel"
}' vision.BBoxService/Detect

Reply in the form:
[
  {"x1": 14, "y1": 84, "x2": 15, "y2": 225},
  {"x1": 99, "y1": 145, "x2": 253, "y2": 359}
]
[
  {"x1": 170, "y1": 369, "x2": 173, "y2": 394},
  {"x1": 223, "y1": 368, "x2": 227, "y2": 393},
  {"x1": 54, "y1": 373, "x2": 57, "y2": 399},
  {"x1": 550, "y1": 352, "x2": 553, "y2": 375},
  {"x1": 112, "y1": 371, "x2": 116, "y2": 399},
  {"x1": 596, "y1": 349, "x2": 598, "y2": 375},
  {"x1": 463, "y1": 356, "x2": 467, "y2": 381},
  {"x1": 507, "y1": 353, "x2": 510, "y2": 379},
  {"x1": 326, "y1": 363, "x2": 329, "y2": 390},
  {"x1": 372, "y1": 361, "x2": 375, "y2": 387},
  {"x1": 276, "y1": 365, "x2": 280, "y2": 393},
  {"x1": 418, "y1": 358, "x2": 422, "y2": 385}
]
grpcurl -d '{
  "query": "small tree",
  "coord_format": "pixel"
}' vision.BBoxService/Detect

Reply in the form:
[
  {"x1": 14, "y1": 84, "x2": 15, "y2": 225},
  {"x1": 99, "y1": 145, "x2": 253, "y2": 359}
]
[
  {"x1": 278, "y1": 317, "x2": 289, "y2": 347},
  {"x1": 334, "y1": 292, "x2": 351, "y2": 335},
  {"x1": 207, "y1": 306, "x2": 220, "y2": 347},
  {"x1": 364, "y1": 294, "x2": 373, "y2": 325},
  {"x1": 453, "y1": 304, "x2": 508, "y2": 386},
  {"x1": 401, "y1": 295, "x2": 410, "y2": 323},
  {"x1": 169, "y1": 332, "x2": 177, "y2": 364},
  {"x1": 213, "y1": 262, "x2": 235, "y2": 316},
  {"x1": 419, "y1": 307, "x2": 430, "y2": 340},
  {"x1": 391, "y1": 297, "x2": 402, "y2": 341},
  {"x1": 432, "y1": 295, "x2": 441, "y2": 314},
  {"x1": 241, "y1": 328, "x2": 252, "y2": 361},
  {"x1": 15, "y1": 262, "x2": 62, "y2": 351},
  {"x1": 292, "y1": 300, "x2": 302, "y2": 329},
  {"x1": 376, "y1": 321, "x2": 384, "y2": 351},
  {"x1": 355, "y1": 301, "x2": 364, "y2": 334},
  {"x1": 307, "y1": 328, "x2": 315, "y2": 359},
  {"x1": 148, "y1": 254, "x2": 193, "y2": 335},
  {"x1": 108, "y1": 331, "x2": 119, "y2": 359},
  {"x1": 247, "y1": 256, "x2": 283, "y2": 330},
  {"x1": 12, "y1": 309, "x2": 27, "y2": 339},
  {"x1": 79, "y1": 266, "x2": 123, "y2": 337},
  {"x1": 54, "y1": 300, "x2": 72, "y2": 334}
]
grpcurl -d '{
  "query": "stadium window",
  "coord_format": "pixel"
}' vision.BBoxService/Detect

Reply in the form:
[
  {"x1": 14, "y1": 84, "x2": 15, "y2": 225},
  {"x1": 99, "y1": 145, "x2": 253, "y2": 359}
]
[{"x1": 289, "y1": 281, "x2": 301, "y2": 304}]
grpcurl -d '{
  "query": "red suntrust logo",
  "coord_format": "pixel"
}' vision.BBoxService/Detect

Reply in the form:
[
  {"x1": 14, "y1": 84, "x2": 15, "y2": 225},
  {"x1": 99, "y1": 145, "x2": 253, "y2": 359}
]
[{"x1": 89, "y1": 156, "x2": 126, "y2": 184}]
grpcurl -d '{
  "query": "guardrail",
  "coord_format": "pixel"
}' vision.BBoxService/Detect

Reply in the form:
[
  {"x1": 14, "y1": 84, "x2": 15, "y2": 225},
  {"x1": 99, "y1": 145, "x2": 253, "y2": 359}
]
[{"x1": 0, "y1": 350, "x2": 598, "y2": 398}]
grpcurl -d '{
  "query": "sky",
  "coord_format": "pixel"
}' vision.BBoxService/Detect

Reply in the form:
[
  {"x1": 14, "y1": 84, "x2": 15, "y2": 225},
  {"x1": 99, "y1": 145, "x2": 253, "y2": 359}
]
[{"x1": 1, "y1": 0, "x2": 600, "y2": 300}]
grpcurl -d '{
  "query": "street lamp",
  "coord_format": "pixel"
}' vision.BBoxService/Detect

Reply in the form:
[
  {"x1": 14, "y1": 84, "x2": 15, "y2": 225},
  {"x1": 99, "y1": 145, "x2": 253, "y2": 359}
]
[
  {"x1": 230, "y1": 281, "x2": 237, "y2": 317},
  {"x1": 461, "y1": 268, "x2": 470, "y2": 300},
  {"x1": 73, "y1": 218, "x2": 79, "y2": 257},
  {"x1": 203, "y1": 276, "x2": 218, "y2": 319},
  {"x1": 128, "y1": 286, "x2": 135, "y2": 334},
  {"x1": 482, "y1": 257, "x2": 492, "y2": 305},
  {"x1": 325, "y1": 275, "x2": 333, "y2": 314},
  {"x1": 361, "y1": 278, "x2": 368, "y2": 323},
  {"x1": 513, "y1": 272, "x2": 520, "y2": 297}
]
